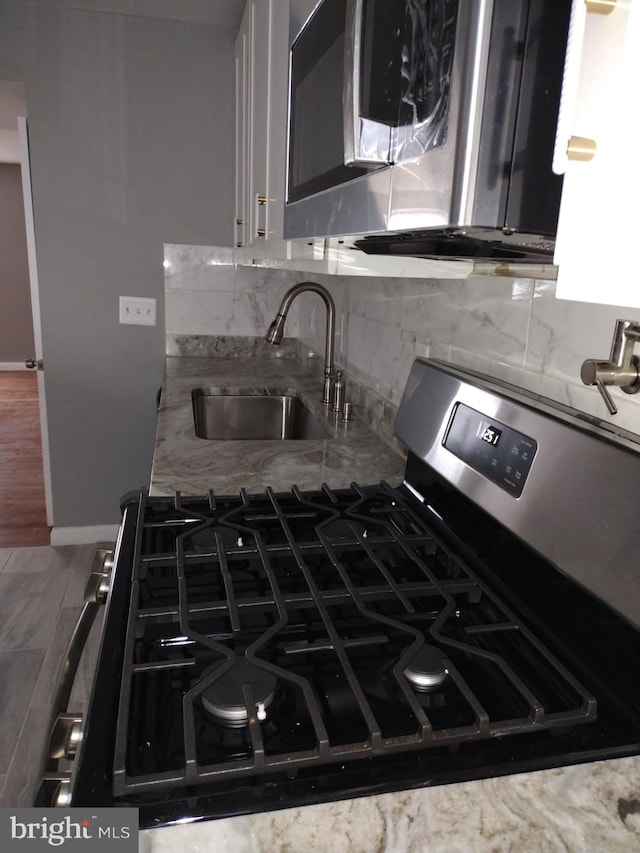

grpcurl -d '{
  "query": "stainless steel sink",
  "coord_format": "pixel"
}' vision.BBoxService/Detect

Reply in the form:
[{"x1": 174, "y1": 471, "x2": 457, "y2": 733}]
[{"x1": 191, "y1": 389, "x2": 332, "y2": 440}]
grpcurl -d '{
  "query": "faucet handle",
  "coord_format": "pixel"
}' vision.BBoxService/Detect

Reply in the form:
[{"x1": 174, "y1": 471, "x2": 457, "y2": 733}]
[
  {"x1": 322, "y1": 370, "x2": 334, "y2": 405},
  {"x1": 581, "y1": 361, "x2": 619, "y2": 415},
  {"x1": 581, "y1": 318, "x2": 640, "y2": 415},
  {"x1": 332, "y1": 370, "x2": 345, "y2": 412}
]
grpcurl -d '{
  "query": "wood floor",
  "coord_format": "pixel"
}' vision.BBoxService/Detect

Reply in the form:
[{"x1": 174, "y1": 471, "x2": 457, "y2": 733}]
[{"x1": 0, "y1": 371, "x2": 50, "y2": 546}]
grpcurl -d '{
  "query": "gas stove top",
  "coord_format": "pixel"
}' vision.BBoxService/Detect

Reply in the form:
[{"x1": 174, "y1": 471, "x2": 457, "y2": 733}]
[
  {"x1": 119, "y1": 483, "x2": 597, "y2": 788},
  {"x1": 66, "y1": 360, "x2": 640, "y2": 828}
]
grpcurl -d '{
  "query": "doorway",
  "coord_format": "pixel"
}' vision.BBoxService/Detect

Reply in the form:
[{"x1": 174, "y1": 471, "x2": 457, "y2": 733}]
[{"x1": 0, "y1": 82, "x2": 52, "y2": 544}]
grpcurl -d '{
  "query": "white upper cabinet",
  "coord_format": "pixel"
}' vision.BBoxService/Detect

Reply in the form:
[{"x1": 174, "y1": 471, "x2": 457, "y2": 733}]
[
  {"x1": 234, "y1": 3, "x2": 249, "y2": 251},
  {"x1": 554, "y1": 0, "x2": 640, "y2": 308},
  {"x1": 234, "y1": 0, "x2": 289, "y2": 256}
]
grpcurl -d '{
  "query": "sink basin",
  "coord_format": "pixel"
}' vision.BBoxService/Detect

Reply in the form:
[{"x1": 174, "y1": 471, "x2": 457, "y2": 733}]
[{"x1": 191, "y1": 389, "x2": 332, "y2": 440}]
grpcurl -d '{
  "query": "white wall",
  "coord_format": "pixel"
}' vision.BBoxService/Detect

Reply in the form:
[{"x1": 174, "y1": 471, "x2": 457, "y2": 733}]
[
  {"x1": 164, "y1": 245, "x2": 640, "y2": 439},
  {"x1": 0, "y1": 4, "x2": 235, "y2": 527}
]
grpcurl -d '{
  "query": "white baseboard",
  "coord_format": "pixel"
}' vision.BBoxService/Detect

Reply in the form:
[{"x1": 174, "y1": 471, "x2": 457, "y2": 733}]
[
  {"x1": 50, "y1": 524, "x2": 120, "y2": 546},
  {"x1": 0, "y1": 362, "x2": 29, "y2": 370}
]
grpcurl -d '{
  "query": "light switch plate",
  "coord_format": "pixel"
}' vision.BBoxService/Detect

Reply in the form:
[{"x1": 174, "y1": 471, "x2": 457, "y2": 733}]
[{"x1": 119, "y1": 296, "x2": 156, "y2": 326}]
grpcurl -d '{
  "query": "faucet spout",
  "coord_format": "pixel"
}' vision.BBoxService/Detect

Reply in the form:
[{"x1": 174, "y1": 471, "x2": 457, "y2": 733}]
[{"x1": 265, "y1": 281, "x2": 336, "y2": 404}]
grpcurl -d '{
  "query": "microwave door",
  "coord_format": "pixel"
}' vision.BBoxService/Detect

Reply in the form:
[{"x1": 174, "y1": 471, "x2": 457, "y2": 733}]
[
  {"x1": 344, "y1": 0, "x2": 460, "y2": 167},
  {"x1": 343, "y1": 0, "x2": 394, "y2": 166},
  {"x1": 285, "y1": 0, "x2": 393, "y2": 238},
  {"x1": 287, "y1": 0, "x2": 376, "y2": 205},
  {"x1": 393, "y1": 0, "x2": 459, "y2": 162},
  {"x1": 388, "y1": 0, "x2": 492, "y2": 231}
]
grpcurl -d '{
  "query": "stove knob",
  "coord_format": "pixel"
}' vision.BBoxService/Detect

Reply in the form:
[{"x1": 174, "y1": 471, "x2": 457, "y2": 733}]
[
  {"x1": 36, "y1": 773, "x2": 72, "y2": 808},
  {"x1": 84, "y1": 572, "x2": 109, "y2": 603},
  {"x1": 49, "y1": 713, "x2": 84, "y2": 760},
  {"x1": 97, "y1": 550, "x2": 114, "y2": 573},
  {"x1": 84, "y1": 548, "x2": 114, "y2": 604},
  {"x1": 53, "y1": 778, "x2": 73, "y2": 808},
  {"x1": 96, "y1": 572, "x2": 111, "y2": 604}
]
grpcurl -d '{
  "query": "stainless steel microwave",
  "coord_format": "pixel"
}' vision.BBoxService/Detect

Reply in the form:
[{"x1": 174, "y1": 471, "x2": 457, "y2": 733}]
[{"x1": 284, "y1": 0, "x2": 571, "y2": 261}]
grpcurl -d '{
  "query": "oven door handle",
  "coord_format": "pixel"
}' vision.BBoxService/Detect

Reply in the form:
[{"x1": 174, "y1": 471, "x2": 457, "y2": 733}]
[
  {"x1": 43, "y1": 547, "x2": 114, "y2": 774},
  {"x1": 50, "y1": 599, "x2": 100, "y2": 723},
  {"x1": 36, "y1": 546, "x2": 114, "y2": 807},
  {"x1": 343, "y1": 0, "x2": 394, "y2": 166}
]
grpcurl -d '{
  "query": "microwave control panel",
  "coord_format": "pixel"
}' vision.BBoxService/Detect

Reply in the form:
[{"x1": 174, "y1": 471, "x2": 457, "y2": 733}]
[{"x1": 443, "y1": 403, "x2": 538, "y2": 497}]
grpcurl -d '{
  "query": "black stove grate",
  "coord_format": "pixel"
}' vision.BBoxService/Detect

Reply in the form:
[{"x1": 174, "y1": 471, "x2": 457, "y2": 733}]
[{"x1": 112, "y1": 483, "x2": 597, "y2": 796}]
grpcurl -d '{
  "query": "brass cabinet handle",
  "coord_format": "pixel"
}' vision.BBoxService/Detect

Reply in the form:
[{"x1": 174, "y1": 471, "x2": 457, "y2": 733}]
[
  {"x1": 234, "y1": 215, "x2": 244, "y2": 248},
  {"x1": 567, "y1": 135, "x2": 597, "y2": 161},
  {"x1": 255, "y1": 193, "x2": 267, "y2": 238},
  {"x1": 585, "y1": 0, "x2": 616, "y2": 14}
]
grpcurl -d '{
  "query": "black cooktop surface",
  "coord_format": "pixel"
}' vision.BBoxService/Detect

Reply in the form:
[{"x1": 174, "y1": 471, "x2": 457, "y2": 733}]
[{"x1": 68, "y1": 480, "x2": 640, "y2": 828}]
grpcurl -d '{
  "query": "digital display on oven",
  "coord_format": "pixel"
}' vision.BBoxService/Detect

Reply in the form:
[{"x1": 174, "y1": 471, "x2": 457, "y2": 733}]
[
  {"x1": 479, "y1": 423, "x2": 502, "y2": 447},
  {"x1": 444, "y1": 403, "x2": 537, "y2": 497}
]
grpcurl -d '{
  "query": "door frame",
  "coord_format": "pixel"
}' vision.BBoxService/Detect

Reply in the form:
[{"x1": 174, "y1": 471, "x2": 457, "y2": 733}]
[{"x1": 18, "y1": 116, "x2": 54, "y2": 526}]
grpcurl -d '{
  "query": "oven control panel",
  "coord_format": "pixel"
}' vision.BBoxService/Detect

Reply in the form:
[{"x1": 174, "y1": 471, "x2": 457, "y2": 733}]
[{"x1": 443, "y1": 403, "x2": 537, "y2": 497}]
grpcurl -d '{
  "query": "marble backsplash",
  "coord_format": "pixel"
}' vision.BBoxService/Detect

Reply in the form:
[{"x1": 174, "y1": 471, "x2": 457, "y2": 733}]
[{"x1": 163, "y1": 244, "x2": 640, "y2": 440}]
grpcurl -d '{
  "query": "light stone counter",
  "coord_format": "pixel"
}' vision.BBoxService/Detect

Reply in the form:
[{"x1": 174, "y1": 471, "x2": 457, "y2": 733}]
[
  {"x1": 150, "y1": 355, "x2": 406, "y2": 496},
  {"x1": 146, "y1": 353, "x2": 640, "y2": 853},
  {"x1": 140, "y1": 757, "x2": 640, "y2": 853}
]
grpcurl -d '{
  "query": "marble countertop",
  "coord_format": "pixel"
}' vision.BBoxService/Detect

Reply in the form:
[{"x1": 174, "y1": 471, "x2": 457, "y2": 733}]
[
  {"x1": 140, "y1": 756, "x2": 640, "y2": 852},
  {"x1": 145, "y1": 354, "x2": 640, "y2": 853},
  {"x1": 150, "y1": 356, "x2": 406, "y2": 496}
]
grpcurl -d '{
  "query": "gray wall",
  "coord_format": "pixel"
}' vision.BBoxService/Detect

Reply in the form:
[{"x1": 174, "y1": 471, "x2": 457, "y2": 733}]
[
  {"x1": 0, "y1": 2, "x2": 235, "y2": 527},
  {"x1": 0, "y1": 163, "x2": 34, "y2": 361}
]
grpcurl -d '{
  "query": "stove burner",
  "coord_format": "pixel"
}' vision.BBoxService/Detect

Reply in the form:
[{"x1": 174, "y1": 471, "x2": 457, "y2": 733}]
[
  {"x1": 404, "y1": 645, "x2": 449, "y2": 692},
  {"x1": 322, "y1": 519, "x2": 368, "y2": 539},
  {"x1": 189, "y1": 525, "x2": 245, "y2": 550},
  {"x1": 201, "y1": 659, "x2": 278, "y2": 726}
]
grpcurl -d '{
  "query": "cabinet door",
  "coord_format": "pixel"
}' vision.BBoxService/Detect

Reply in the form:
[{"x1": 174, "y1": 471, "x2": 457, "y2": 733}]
[
  {"x1": 249, "y1": 0, "x2": 270, "y2": 245},
  {"x1": 234, "y1": 2, "x2": 250, "y2": 249},
  {"x1": 554, "y1": 1, "x2": 640, "y2": 308},
  {"x1": 263, "y1": 0, "x2": 289, "y2": 246},
  {"x1": 235, "y1": 0, "x2": 290, "y2": 252}
]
